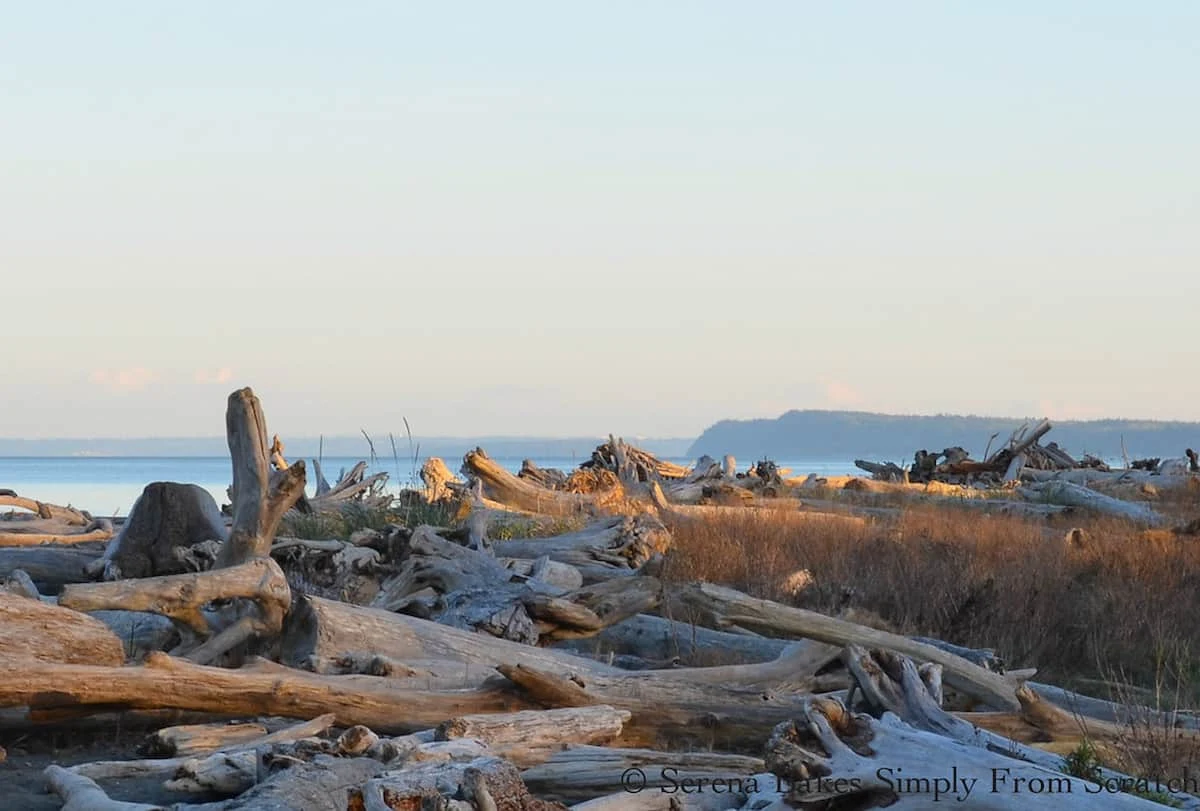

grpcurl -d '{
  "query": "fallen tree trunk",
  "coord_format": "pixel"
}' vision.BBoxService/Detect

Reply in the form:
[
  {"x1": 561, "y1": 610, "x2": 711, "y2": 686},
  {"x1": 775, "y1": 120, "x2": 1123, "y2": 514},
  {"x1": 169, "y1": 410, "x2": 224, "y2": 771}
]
[
  {"x1": 0, "y1": 652, "x2": 532, "y2": 733},
  {"x1": 522, "y1": 745, "x2": 765, "y2": 804},
  {"x1": 73, "y1": 715, "x2": 338, "y2": 779},
  {"x1": 669, "y1": 582, "x2": 1024, "y2": 711},
  {"x1": 0, "y1": 494, "x2": 91, "y2": 525},
  {"x1": 0, "y1": 524, "x2": 113, "y2": 547},
  {"x1": 0, "y1": 592, "x2": 126, "y2": 665},
  {"x1": 0, "y1": 544, "x2": 103, "y2": 590},
  {"x1": 436, "y1": 706, "x2": 630, "y2": 768},
  {"x1": 649, "y1": 483, "x2": 868, "y2": 530},
  {"x1": 1020, "y1": 480, "x2": 1169, "y2": 526}
]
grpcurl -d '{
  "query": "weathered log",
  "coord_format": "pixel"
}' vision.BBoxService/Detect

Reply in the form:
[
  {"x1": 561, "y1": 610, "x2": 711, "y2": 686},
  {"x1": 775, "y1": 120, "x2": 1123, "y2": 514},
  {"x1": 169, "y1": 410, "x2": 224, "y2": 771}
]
[
  {"x1": 669, "y1": 582, "x2": 1023, "y2": 711},
  {"x1": 0, "y1": 653, "x2": 531, "y2": 733},
  {"x1": 1020, "y1": 480, "x2": 1169, "y2": 526},
  {"x1": 464, "y1": 447, "x2": 624, "y2": 515},
  {"x1": 0, "y1": 592, "x2": 126, "y2": 665},
  {"x1": 0, "y1": 523, "x2": 113, "y2": 547},
  {"x1": 203, "y1": 754, "x2": 387, "y2": 811},
  {"x1": 649, "y1": 483, "x2": 867, "y2": 530},
  {"x1": 500, "y1": 556, "x2": 585, "y2": 590},
  {"x1": 143, "y1": 720, "x2": 268, "y2": 757},
  {"x1": 90, "y1": 483, "x2": 227, "y2": 580},
  {"x1": 492, "y1": 515, "x2": 672, "y2": 582},
  {"x1": 525, "y1": 576, "x2": 662, "y2": 642},
  {"x1": 59, "y1": 557, "x2": 291, "y2": 662},
  {"x1": 0, "y1": 493, "x2": 90, "y2": 524},
  {"x1": 436, "y1": 706, "x2": 630, "y2": 767},
  {"x1": 853, "y1": 458, "x2": 907, "y2": 481},
  {"x1": 555, "y1": 612, "x2": 793, "y2": 666},
  {"x1": 43, "y1": 765, "x2": 164, "y2": 811},
  {"x1": 0, "y1": 544, "x2": 103, "y2": 590},
  {"x1": 73, "y1": 715, "x2": 337, "y2": 780},
  {"x1": 523, "y1": 745, "x2": 765, "y2": 804},
  {"x1": 359, "y1": 755, "x2": 566, "y2": 811},
  {"x1": 520, "y1": 459, "x2": 570, "y2": 490},
  {"x1": 217, "y1": 387, "x2": 308, "y2": 568}
]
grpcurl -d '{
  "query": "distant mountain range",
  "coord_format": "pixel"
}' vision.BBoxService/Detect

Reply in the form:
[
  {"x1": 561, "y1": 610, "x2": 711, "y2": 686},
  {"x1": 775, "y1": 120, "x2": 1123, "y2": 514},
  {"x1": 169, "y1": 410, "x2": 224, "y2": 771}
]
[
  {"x1": 0, "y1": 435, "x2": 695, "y2": 460},
  {"x1": 688, "y1": 410, "x2": 1200, "y2": 463}
]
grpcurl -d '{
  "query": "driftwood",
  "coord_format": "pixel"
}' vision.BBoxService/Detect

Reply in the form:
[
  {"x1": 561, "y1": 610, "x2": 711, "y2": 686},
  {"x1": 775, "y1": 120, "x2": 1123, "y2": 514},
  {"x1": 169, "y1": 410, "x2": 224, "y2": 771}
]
[
  {"x1": 360, "y1": 755, "x2": 566, "y2": 811},
  {"x1": 420, "y1": 456, "x2": 460, "y2": 502},
  {"x1": 492, "y1": 514, "x2": 672, "y2": 582},
  {"x1": 217, "y1": 387, "x2": 308, "y2": 568},
  {"x1": 306, "y1": 461, "x2": 391, "y2": 512},
  {"x1": 523, "y1": 745, "x2": 765, "y2": 803},
  {"x1": 436, "y1": 705, "x2": 630, "y2": 767},
  {"x1": 60, "y1": 556, "x2": 291, "y2": 663},
  {"x1": 764, "y1": 696, "x2": 1164, "y2": 809},
  {"x1": 0, "y1": 493, "x2": 91, "y2": 524},
  {"x1": 840, "y1": 646, "x2": 1199, "y2": 810},
  {"x1": 0, "y1": 652, "x2": 531, "y2": 733},
  {"x1": 648, "y1": 482, "x2": 868, "y2": 531},
  {"x1": 583, "y1": 437, "x2": 690, "y2": 483},
  {"x1": 89, "y1": 482, "x2": 226, "y2": 579},
  {"x1": 0, "y1": 592, "x2": 125, "y2": 665},
  {"x1": 0, "y1": 521, "x2": 113, "y2": 547},
  {"x1": 0, "y1": 543, "x2": 104, "y2": 590},
  {"x1": 669, "y1": 582, "x2": 1024, "y2": 711},
  {"x1": 1021, "y1": 480, "x2": 1169, "y2": 526},
  {"x1": 519, "y1": 460, "x2": 570, "y2": 490},
  {"x1": 464, "y1": 448, "x2": 625, "y2": 515},
  {"x1": 72, "y1": 715, "x2": 337, "y2": 780}
]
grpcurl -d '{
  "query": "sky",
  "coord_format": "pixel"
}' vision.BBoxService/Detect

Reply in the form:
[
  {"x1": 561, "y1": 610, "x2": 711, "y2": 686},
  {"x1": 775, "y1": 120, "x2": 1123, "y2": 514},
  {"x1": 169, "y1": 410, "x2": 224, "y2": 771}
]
[{"x1": 2, "y1": 2, "x2": 1197, "y2": 440}]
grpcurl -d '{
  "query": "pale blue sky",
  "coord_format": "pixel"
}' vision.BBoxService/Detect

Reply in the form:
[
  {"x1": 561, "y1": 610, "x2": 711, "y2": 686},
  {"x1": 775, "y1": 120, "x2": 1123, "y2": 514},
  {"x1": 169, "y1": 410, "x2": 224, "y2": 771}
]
[{"x1": 2, "y1": 3, "x2": 1197, "y2": 439}]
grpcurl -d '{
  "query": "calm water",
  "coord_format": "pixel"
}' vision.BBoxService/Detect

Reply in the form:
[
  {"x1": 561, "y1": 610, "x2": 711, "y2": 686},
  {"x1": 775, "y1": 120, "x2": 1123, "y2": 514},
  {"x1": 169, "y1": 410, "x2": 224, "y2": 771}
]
[{"x1": 0, "y1": 456, "x2": 861, "y2": 514}]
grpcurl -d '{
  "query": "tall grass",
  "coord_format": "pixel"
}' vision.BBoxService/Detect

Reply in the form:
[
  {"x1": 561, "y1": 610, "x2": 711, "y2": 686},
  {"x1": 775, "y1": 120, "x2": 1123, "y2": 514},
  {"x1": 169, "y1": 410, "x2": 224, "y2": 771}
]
[{"x1": 662, "y1": 504, "x2": 1200, "y2": 701}]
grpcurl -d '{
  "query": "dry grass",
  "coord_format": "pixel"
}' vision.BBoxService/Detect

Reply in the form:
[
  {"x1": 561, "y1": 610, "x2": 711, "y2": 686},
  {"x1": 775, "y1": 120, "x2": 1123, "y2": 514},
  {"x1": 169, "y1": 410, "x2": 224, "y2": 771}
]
[{"x1": 661, "y1": 501, "x2": 1200, "y2": 701}]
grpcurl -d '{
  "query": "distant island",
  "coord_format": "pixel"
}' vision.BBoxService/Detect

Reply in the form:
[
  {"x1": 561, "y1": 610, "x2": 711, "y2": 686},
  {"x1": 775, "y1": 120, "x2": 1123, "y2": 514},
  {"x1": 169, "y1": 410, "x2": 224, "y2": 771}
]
[
  {"x1": 0, "y1": 435, "x2": 695, "y2": 460},
  {"x1": 688, "y1": 410, "x2": 1200, "y2": 463}
]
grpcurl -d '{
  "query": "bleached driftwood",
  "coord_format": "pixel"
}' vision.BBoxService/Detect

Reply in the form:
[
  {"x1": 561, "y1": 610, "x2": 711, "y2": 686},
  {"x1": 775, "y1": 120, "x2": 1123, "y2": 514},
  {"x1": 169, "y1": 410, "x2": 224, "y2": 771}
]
[
  {"x1": 1020, "y1": 480, "x2": 1168, "y2": 526},
  {"x1": 218, "y1": 387, "x2": 308, "y2": 567},
  {"x1": 492, "y1": 515, "x2": 672, "y2": 582},
  {"x1": 72, "y1": 715, "x2": 337, "y2": 780},
  {"x1": 763, "y1": 697, "x2": 1163, "y2": 809},
  {"x1": 436, "y1": 706, "x2": 630, "y2": 767},
  {"x1": 0, "y1": 494, "x2": 91, "y2": 525},
  {"x1": 463, "y1": 448, "x2": 625, "y2": 516},
  {"x1": 669, "y1": 582, "x2": 1024, "y2": 711},
  {"x1": 523, "y1": 745, "x2": 765, "y2": 803}
]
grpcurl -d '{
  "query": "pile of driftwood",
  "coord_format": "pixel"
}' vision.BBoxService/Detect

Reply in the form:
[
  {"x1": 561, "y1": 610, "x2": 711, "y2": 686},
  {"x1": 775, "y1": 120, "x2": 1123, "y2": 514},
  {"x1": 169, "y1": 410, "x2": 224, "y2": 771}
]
[
  {"x1": 3, "y1": 392, "x2": 1199, "y2": 809},
  {"x1": 855, "y1": 419, "x2": 1198, "y2": 491}
]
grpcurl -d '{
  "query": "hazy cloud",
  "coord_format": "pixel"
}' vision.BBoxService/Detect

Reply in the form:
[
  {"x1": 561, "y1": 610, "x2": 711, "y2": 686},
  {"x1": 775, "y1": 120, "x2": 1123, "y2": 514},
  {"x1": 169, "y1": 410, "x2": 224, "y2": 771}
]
[
  {"x1": 821, "y1": 379, "x2": 864, "y2": 409},
  {"x1": 194, "y1": 368, "x2": 234, "y2": 385},
  {"x1": 89, "y1": 367, "x2": 156, "y2": 392}
]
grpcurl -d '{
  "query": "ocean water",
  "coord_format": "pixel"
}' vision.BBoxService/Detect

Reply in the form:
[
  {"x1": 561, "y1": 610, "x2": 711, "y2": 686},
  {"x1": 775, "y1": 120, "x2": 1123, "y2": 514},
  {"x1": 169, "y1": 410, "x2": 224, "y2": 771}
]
[{"x1": 0, "y1": 456, "x2": 862, "y2": 515}]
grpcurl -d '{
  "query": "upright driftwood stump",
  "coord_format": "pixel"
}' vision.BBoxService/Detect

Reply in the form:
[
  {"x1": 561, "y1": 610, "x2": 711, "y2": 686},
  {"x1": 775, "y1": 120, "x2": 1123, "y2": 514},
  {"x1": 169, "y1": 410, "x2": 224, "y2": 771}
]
[{"x1": 90, "y1": 482, "x2": 228, "y2": 580}]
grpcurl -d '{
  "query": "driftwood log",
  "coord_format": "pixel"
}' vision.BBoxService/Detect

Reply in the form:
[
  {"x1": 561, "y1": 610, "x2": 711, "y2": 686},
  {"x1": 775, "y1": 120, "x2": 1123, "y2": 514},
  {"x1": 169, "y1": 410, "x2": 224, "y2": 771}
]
[{"x1": 463, "y1": 448, "x2": 625, "y2": 516}]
